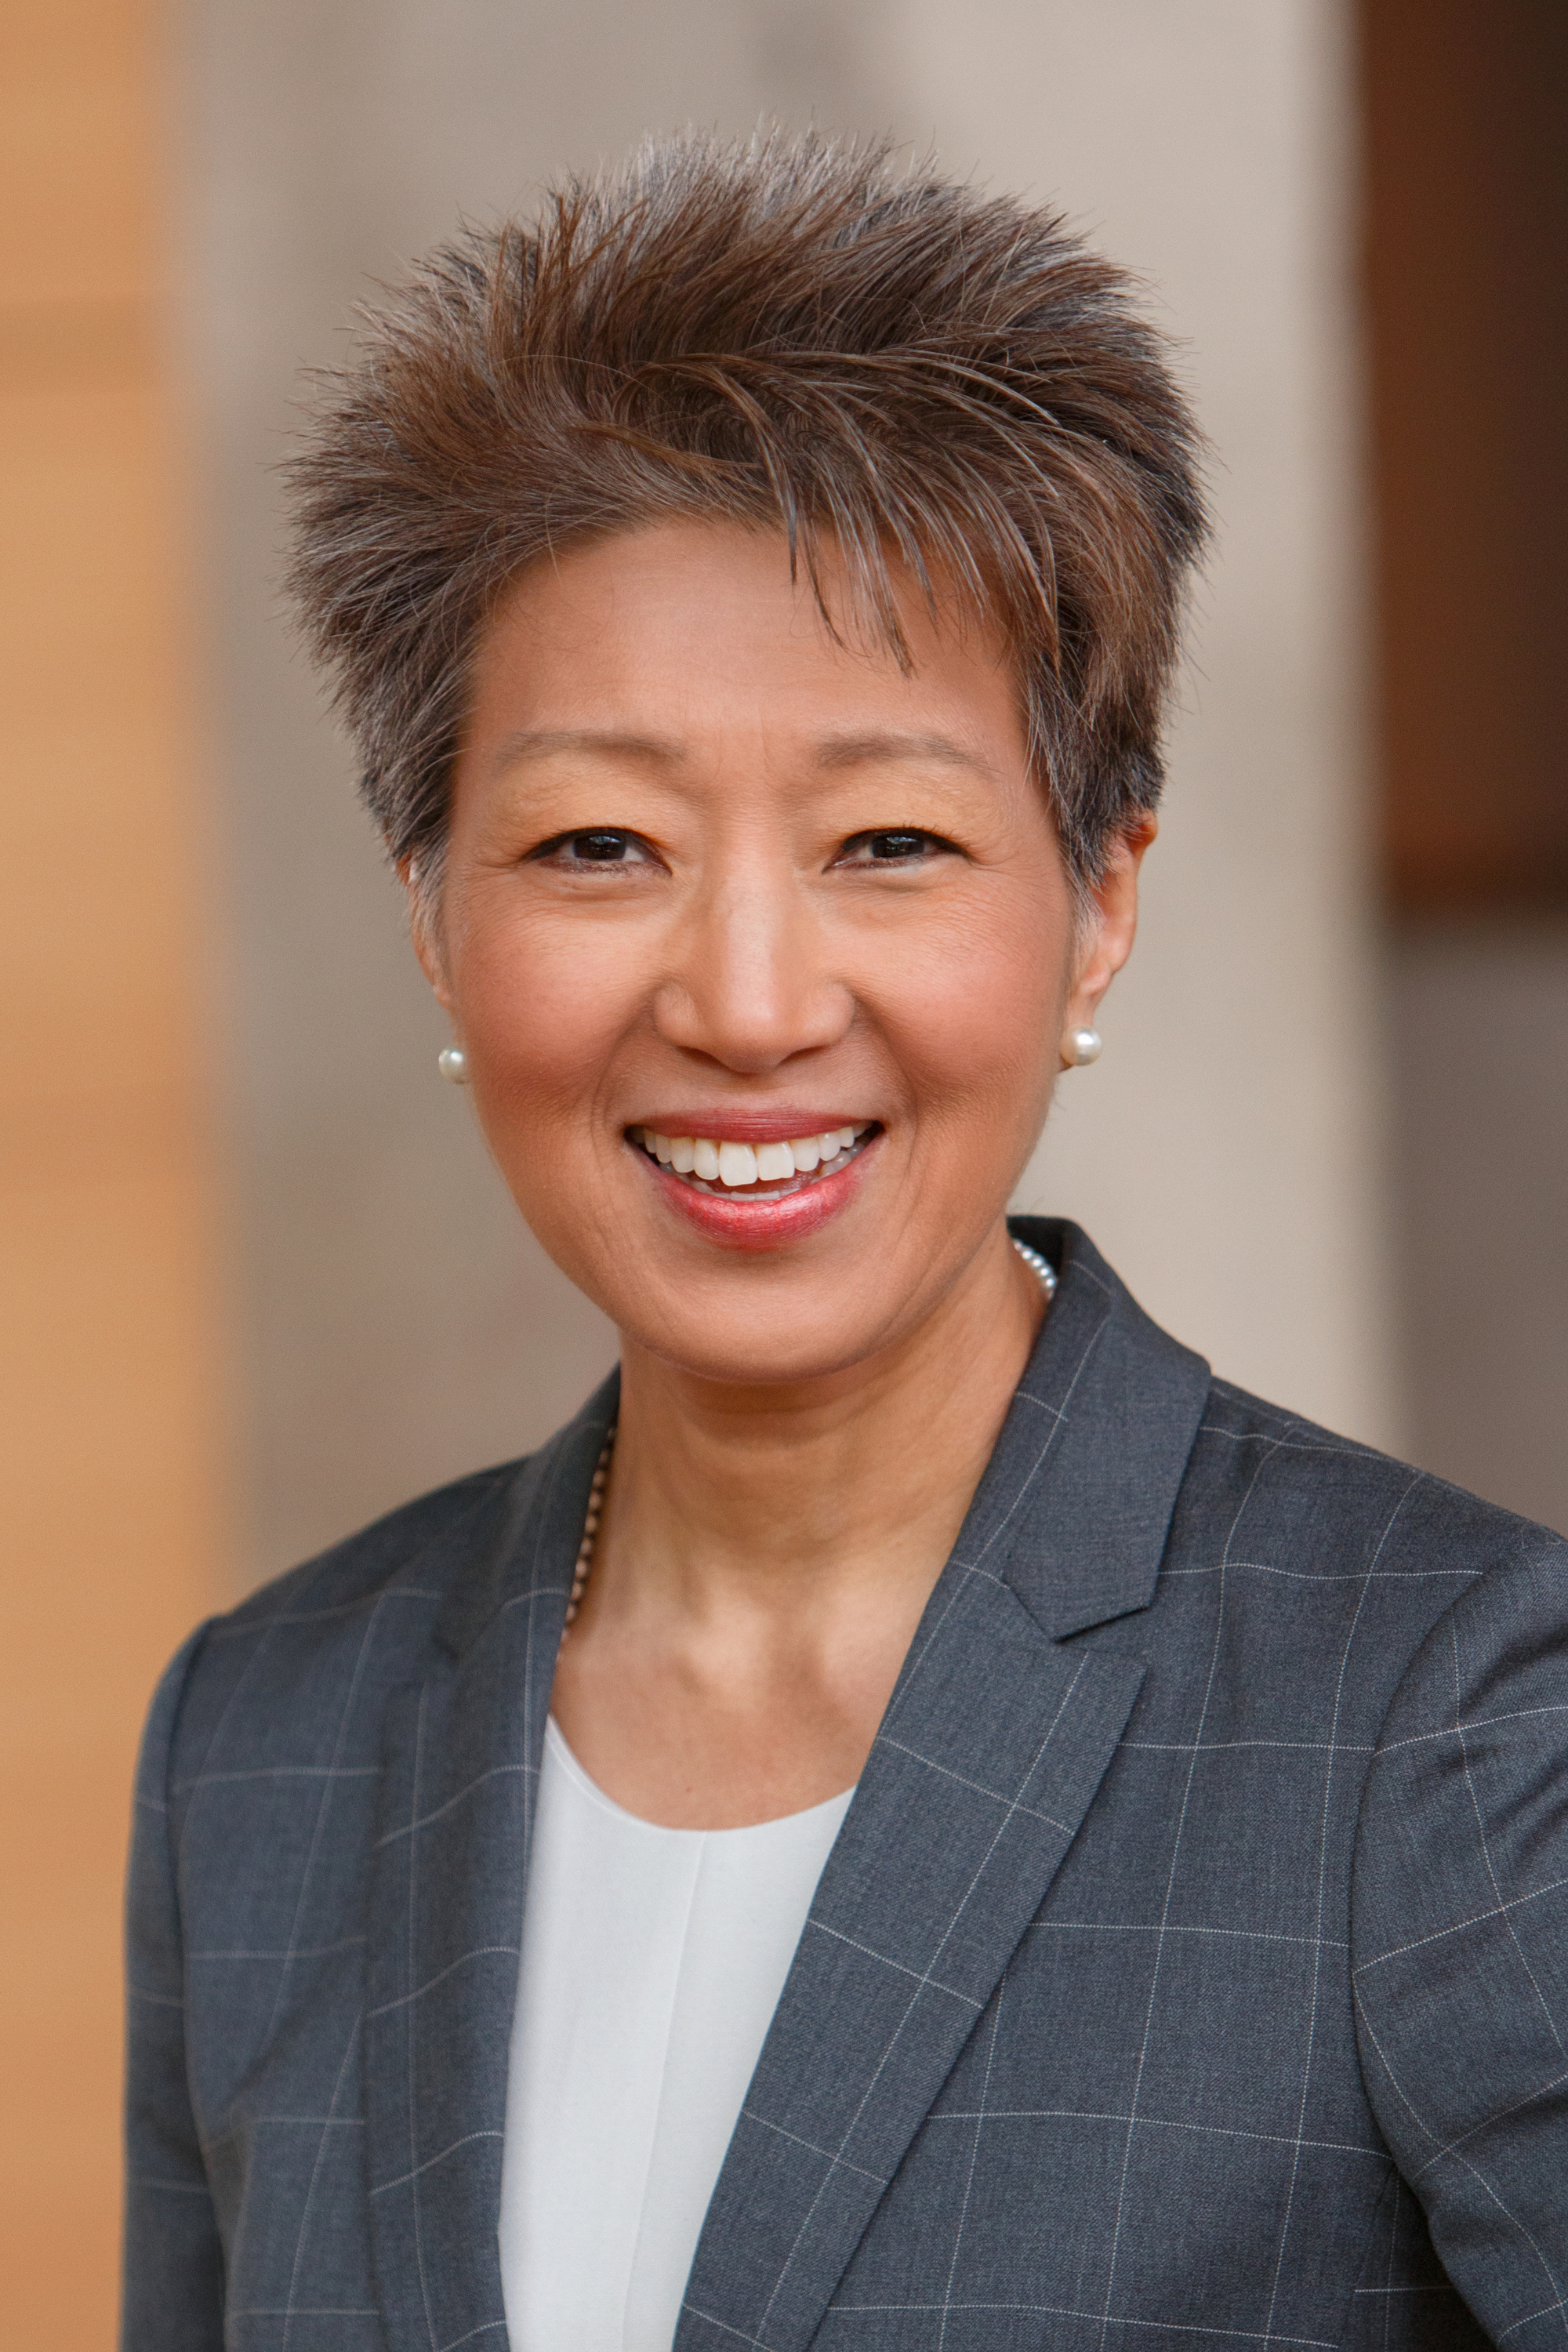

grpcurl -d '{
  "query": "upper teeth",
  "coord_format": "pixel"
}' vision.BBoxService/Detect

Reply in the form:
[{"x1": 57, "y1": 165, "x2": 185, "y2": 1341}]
[{"x1": 637, "y1": 1126, "x2": 866, "y2": 1187}]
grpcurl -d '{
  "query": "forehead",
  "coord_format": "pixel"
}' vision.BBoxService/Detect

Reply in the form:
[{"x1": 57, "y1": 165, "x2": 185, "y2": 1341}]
[{"x1": 461, "y1": 519, "x2": 1027, "y2": 775}]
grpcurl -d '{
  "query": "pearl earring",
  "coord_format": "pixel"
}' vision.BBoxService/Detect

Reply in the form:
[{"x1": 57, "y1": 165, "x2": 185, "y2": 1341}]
[
  {"x1": 1065, "y1": 1026, "x2": 1102, "y2": 1067},
  {"x1": 437, "y1": 1045, "x2": 469, "y2": 1084}
]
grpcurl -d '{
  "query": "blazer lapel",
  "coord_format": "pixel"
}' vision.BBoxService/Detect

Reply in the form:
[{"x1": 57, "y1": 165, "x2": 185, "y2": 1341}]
[
  {"x1": 362, "y1": 1379, "x2": 618, "y2": 2352},
  {"x1": 679, "y1": 1221, "x2": 1210, "y2": 2352}
]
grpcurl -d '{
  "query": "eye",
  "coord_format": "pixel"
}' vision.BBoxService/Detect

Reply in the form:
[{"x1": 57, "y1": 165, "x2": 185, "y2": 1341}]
[
  {"x1": 835, "y1": 829, "x2": 958, "y2": 867},
  {"x1": 528, "y1": 828, "x2": 658, "y2": 868}
]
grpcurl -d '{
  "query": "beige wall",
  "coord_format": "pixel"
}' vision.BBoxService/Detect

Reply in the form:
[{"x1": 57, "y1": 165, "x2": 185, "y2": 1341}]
[
  {"x1": 190, "y1": 0, "x2": 1399, "y2": 1592},
  {"x1": 907, "y1": 2, "x2": 1396, "y2": 1443},
  {"x1": 2, "y1": 2, "x2": 226, "y2": 2336}
]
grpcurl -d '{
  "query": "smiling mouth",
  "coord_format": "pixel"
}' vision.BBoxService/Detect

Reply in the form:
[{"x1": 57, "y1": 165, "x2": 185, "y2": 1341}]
[{"x1": 629, "y1": 1123, "x2": 878, "y2": 1198}]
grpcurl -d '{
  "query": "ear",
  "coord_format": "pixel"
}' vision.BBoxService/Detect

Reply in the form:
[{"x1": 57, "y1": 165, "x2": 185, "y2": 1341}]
[
  {"x1": 397, "y1": 855, "x2": 452, "y2": 1009},
  {"x1": 1062, "y1": 815, "x2": 1156, "y2": 1040}
]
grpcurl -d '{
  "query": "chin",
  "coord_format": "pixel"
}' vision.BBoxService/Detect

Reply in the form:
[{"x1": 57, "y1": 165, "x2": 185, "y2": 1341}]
[{"x1": 619, "y1": 1275, "x2": 906, "y2": 1391}]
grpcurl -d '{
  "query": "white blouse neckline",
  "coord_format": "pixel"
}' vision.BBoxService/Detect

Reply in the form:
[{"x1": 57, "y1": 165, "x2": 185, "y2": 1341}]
[{"x1": 543, "y1": 1711, "x2": 855, "y2": 1839}]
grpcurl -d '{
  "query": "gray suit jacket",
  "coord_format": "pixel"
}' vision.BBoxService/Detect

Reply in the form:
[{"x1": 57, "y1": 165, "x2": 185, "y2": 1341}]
[{"x1": 124, "y1": 1221, "x2": 1568, "y2": 2350}]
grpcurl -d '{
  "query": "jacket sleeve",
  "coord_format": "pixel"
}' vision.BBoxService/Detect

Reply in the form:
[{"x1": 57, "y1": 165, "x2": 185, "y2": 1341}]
[
  {"x1": 122, "y1": 1626, "x2": 225, "y2": 2351},
  {"x1": 1352, "y1": 1528, "x2": 1568, "y2": 2348}
]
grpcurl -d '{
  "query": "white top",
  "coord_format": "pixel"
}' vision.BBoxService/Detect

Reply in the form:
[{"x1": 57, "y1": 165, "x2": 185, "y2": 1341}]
[{"x1": 499, "y1": 1718, "x2": 855, "y2": 2352}]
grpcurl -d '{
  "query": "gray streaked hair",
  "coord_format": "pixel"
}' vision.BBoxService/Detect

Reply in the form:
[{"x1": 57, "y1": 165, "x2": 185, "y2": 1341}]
[{"x1": 285, "y1": 128, "x2": 1207, "y2": 913}]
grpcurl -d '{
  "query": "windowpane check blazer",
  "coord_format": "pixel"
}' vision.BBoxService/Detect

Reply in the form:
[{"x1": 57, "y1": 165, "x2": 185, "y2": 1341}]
[{"x1": 124, "y1": 1220, "x2": 1568, "y2": 2351}]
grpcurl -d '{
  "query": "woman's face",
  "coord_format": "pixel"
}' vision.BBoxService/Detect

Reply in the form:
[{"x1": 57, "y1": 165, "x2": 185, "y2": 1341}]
[{"x1": 426, "y1": 521, "x2": 1142, "y2": 1388}]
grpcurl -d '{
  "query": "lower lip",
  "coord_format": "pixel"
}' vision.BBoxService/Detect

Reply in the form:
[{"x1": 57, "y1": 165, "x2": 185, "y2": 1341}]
[{"x1": 634, "y1": 1136, "x2": 878, "y2": 1252}]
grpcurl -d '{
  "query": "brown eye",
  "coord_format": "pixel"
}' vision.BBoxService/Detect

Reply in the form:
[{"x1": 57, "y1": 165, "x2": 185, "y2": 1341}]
[
  {"x1": 837, "y1": 829, "x2": 956, "y2": 866},
  {"x1": 572, "y1": 832, "x2": 637, "y2": 862},
  {"x1": 531, "y1": 829, "x2": 655, "y2": 866}
]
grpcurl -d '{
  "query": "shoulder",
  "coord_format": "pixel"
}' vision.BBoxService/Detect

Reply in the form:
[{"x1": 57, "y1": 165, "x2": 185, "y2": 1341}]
[
  {"x1": 220, "y1": 1455, "x2": 525, "y2": 1635},
  {"x1": 154, "y1": 1454, "x2": 532, "y2": 1795},
  {"x1": 1340, "y1": 1457, "x2": 1568, "y2": 2331},
  {"x1": 1179, "y1": 1372, "x2": 1559, "y2": 1595},
  {"x1": 1029, "y1": 1220, "x2": 1555, "y2": 1628},
  {"x1": 1149, "y1": 1373, "x2": 1564, "y2": 1740}
]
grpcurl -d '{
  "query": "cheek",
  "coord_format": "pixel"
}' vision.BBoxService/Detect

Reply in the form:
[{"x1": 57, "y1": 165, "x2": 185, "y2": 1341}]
[
  {"x1": 452, "y1": 906, "x2": 645, "y2": 1128},
  {"x1": 872, "y1": 895, "x2": 1065, "y2": 1132}
]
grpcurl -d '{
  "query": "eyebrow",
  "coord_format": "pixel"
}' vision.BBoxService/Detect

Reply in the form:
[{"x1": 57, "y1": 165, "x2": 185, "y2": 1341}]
[
  {"x1": 491, "y1": 725, "x2": 999, "y2": 782},
  {"x1": 488, "y1": 728, "x2": 682, "y2": 777},
  {"x1": 810, "y1": 730, "x2": 1001, "y2": 781}
]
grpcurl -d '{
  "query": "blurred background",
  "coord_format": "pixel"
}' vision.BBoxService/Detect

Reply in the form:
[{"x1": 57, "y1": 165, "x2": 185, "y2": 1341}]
[{"x1": 2, "y1": 0, "x2": 1563, "y2": 2333}]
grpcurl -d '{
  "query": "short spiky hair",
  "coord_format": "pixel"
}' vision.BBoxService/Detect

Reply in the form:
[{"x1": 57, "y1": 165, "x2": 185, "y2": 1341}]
[{"x1": 286, "y1": 129, "x2": 1207, "y2": 902}]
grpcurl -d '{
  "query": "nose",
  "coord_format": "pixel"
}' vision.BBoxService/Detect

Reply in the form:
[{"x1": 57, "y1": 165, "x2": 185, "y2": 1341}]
[{"x1": 651, "y1": 860, "x2": 854, "y2": 1074}]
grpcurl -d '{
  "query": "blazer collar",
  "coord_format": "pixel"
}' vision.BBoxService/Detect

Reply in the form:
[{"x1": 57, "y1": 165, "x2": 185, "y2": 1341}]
[
  {"x1": 993, "y1": 1216, "x2": 1212, "y2": 1639},
  {"x1": 430, "y1": 1373, "x2": 620, "y2": 1661}
]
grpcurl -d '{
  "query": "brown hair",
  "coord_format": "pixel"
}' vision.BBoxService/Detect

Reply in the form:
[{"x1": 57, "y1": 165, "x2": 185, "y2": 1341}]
[{"x1": 286, "y1": 129, "x2": 1207, "y2": 906}]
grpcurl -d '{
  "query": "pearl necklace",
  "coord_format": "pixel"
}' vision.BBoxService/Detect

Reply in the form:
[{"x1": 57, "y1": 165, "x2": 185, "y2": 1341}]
[{"x1": 564, "y1": 1239, "x2": 1057, "y2": 1631}]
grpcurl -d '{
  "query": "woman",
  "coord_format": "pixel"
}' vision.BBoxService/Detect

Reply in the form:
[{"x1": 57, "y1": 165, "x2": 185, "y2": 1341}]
[{"x1": 125, "y1": 133, "x2": 1568, "y2": 2351}]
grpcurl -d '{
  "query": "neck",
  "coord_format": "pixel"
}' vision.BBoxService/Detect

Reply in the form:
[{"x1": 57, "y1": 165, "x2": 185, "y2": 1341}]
[
  {"x1": 550, "y1": 1221, "x2": 1048, "y2": 1824},
  {"x1": 596, "y1": 1221, "x2": 1045, "y2": 1635}
]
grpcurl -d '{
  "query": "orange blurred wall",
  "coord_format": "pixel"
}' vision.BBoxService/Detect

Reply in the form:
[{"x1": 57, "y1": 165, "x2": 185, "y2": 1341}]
[{"x1": 1, "y1": 2, "x2": 225, "y2": 2339}]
